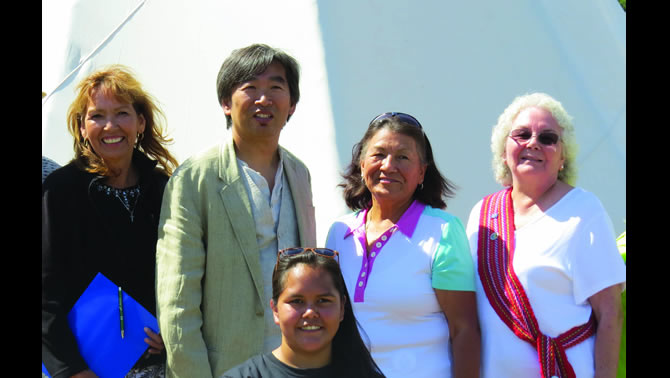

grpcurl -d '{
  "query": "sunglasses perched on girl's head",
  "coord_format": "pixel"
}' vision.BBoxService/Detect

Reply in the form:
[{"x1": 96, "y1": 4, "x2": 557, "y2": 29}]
[
  {"x1": 508, "y1": 128, "x2": 561, "y2": 146},
  {"x1": 275, "y1": 248, "x2": 340, "y2": 272}
]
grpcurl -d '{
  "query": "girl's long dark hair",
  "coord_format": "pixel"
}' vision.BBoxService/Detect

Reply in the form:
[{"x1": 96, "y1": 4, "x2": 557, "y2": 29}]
[{"x1": 272, "y1": 250, "x2": 384, "y2": 377}]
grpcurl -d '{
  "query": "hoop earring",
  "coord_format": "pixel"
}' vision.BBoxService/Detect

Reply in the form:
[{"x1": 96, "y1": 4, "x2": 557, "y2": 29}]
[
  {"x1": 83, "y1": 138, "x2": 90, "y2": 149},
  {"x1": 136, "y1": 132, "x2": 144, "y2": 147}
]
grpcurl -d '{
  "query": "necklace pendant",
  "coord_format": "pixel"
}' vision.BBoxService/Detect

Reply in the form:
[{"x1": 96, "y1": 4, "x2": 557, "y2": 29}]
[{"x1": 130, "y1": 214, "x2": 134, "y2": 223}]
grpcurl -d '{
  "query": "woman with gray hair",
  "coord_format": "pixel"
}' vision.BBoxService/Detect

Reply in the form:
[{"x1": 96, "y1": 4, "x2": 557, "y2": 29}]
[{"x1": 466, "y1": 93, "x2": 625, "y2": 377}]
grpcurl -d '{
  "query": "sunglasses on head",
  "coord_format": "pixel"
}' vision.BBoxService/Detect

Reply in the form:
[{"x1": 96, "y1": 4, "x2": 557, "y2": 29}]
[
  {"x1": 275, "y1": 248, "x2": 340, "y2": 271},
  {"x1": 369, "y1": 112, "x2": 423, "y2": 130},
  {"x1": 508, "y1": 128, "x2": 561, "y2": 146}
]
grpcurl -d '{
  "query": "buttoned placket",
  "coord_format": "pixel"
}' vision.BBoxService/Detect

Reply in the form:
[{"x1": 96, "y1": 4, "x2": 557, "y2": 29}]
[
  {"x1": 345, "y1": 200, "x2": 425, "y2": 303},
  {"x1": 353, "y1": 222, "x2": 397, "y2": 303}
]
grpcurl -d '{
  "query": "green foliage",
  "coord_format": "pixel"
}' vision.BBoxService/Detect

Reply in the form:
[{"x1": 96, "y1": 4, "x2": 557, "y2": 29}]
[
  {"x1": 616, "y1": 232, "x2": 626, "y2": 378},
  {"x1": 619, "y1": 0, "x2": 626, "y2": 11}
]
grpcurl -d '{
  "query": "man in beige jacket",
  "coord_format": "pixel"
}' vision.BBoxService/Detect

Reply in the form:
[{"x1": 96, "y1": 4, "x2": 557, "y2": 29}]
[{"x1": 156, "y1": 44, "x2": 317, "y2": 378}]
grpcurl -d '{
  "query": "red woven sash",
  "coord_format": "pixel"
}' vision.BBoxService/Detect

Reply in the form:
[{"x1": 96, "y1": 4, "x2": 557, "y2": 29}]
[{"x1": 477, "y1": 188, "x2": 596, "y2": 378}]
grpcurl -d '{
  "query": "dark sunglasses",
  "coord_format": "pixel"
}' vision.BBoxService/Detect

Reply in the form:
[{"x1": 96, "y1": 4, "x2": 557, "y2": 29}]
[
  {"x1": 275, "y1": 248, "x2": 340, "y2": 271},
  {"x1": 369, "y1": 112, "x2": 423, "y2": 129},
  {"x1": 508, "y1": 129, "x2": 560, "y2": 146}
]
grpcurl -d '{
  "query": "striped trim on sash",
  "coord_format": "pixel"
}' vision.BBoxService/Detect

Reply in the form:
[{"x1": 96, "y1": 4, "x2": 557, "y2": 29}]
[{"x1": 477, "y1": 188, "x2": 596, "y2": 378}]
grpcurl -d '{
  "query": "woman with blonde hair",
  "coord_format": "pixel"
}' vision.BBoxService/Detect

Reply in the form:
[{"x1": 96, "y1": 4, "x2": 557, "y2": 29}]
[
  {"x1": 65, "y1": 65, "x2": 177, "y2": 178},
  {"x1": 466, "y1": 92, "x2": 625, "y2": 377},
  {"x1": 42, "y1": 65, "x2": 177, "y2": 378}
]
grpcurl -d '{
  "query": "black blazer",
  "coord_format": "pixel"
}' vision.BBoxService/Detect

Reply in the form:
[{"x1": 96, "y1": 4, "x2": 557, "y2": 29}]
[{"x1": 42, "y1": 150, "x2": 168, "y2": 378}]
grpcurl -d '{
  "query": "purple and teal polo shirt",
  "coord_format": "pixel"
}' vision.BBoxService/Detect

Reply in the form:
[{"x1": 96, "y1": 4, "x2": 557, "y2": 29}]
[{"x1": 325, "y1": 200, "x2": 475, "y2": 377}]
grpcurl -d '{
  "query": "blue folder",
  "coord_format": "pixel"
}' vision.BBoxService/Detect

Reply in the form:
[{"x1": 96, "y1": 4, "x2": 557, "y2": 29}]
[{"x1": 64, "y1": 272, "x2": 159, "y2": 378}]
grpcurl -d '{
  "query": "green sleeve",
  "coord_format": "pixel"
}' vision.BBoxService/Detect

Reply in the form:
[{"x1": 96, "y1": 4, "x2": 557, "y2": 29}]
[{"x1": 430, "y1": 212, "x2": 476, "y2": 292}]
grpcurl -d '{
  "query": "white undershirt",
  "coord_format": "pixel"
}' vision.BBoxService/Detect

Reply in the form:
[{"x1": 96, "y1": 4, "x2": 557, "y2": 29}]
[{"x1": 237, "y1": 151, "x2": 298, "y2": 353}]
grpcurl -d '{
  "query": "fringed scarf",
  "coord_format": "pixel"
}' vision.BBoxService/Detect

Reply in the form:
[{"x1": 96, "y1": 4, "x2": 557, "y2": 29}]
[{"x1": 477, "y1": 188, "x2": 596, "y2": 378}]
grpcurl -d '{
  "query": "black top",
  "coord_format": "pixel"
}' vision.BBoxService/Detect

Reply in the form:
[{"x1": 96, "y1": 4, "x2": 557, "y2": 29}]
[
  {"x1": 42, "y1": 150, "x2": 169, "y2": 378},
  {"x1": 222, "y1": 353, "x2": 341, "y2": 378}
]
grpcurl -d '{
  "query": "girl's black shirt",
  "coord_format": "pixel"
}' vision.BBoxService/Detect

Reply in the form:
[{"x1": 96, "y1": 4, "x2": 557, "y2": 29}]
[{"x1": 222, "y1": 353, "x2": 339, "y2": 378}]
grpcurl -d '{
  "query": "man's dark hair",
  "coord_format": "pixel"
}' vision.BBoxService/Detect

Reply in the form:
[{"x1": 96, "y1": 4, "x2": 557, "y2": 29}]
[{"x1": 216, "y1": 44, "x2": 300, "y2": 129}]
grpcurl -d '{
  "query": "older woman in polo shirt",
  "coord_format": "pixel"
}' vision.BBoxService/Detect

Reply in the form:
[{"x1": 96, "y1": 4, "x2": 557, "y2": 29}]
[{"x1": 326, "y1": 112, "x2": 480, "y2": 378}]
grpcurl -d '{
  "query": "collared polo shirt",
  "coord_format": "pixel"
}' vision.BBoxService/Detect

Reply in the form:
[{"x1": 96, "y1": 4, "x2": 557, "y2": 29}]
[{"x1": 325, "y1": 200, "x2": 475, "y2": 378}]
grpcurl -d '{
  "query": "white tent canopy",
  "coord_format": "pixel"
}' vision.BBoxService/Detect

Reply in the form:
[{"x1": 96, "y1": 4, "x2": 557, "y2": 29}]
[{"x1": 42, "y1": 0, "x2": 626, "y2": 243}]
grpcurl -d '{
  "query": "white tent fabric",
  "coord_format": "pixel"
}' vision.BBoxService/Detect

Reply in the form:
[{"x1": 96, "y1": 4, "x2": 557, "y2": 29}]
[{"x1": 42, "y1": 0, "x2": 626, "y2": 243}]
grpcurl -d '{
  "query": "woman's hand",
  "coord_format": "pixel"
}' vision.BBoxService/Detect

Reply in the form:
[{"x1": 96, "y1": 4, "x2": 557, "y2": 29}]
[
  {"x1": 144, "y1": 327, "x2": 165, "y2": 354},
  {"x1": 70, "y1": 369, "x2": 98, "y2": 378}
]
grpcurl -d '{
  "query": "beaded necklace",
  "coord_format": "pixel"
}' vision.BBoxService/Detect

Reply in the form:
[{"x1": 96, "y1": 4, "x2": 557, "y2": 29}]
[{"x1": 94, "y1": 181, "x2": 141, "y2": 222}]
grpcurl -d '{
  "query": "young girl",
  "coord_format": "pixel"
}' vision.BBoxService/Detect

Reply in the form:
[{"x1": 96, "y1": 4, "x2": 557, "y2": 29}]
[{"x1": 222, "y1": 248, "x2": 385, "y2": 378}]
